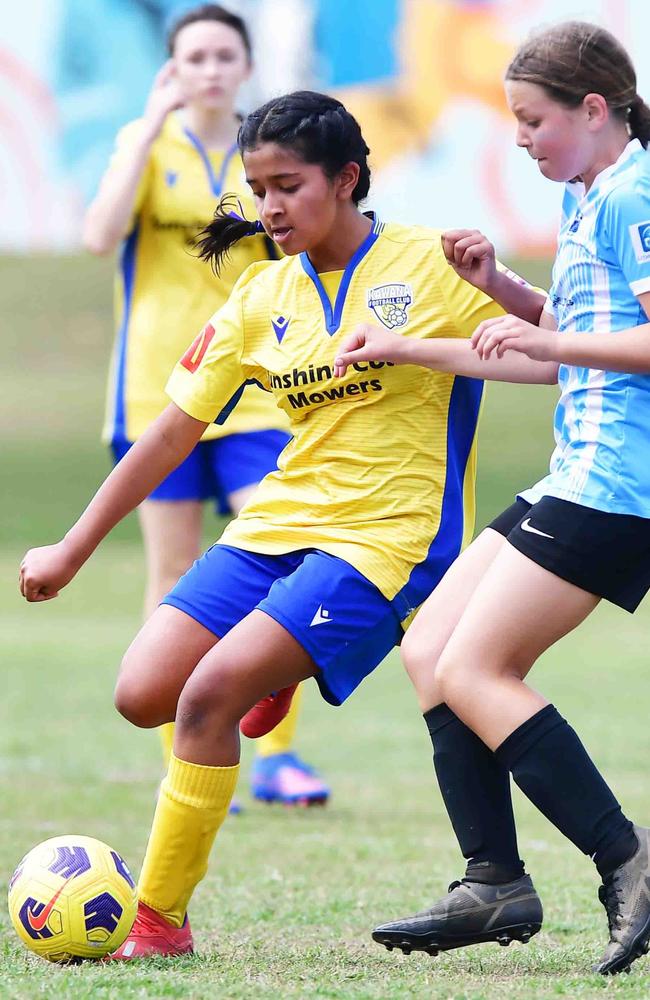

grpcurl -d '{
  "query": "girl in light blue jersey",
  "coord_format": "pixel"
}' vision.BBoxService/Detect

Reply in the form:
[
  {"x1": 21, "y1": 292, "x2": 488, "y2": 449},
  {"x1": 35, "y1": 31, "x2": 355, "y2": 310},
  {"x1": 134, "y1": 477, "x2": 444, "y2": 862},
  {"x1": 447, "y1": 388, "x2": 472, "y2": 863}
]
[{"x1": 335, "y1": 20, "x2": 650, "y2": 977}]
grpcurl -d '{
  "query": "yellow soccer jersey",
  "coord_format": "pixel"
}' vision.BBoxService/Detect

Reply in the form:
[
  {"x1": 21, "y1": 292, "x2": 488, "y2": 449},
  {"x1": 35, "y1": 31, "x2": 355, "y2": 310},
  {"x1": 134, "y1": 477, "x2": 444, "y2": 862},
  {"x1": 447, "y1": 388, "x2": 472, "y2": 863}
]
[
  {"x1": 102, "y1": 113, "x2": 288, "y2": 443},
  {"x1": 166, "y1": 217, "x2": 505, "y2": 602}
]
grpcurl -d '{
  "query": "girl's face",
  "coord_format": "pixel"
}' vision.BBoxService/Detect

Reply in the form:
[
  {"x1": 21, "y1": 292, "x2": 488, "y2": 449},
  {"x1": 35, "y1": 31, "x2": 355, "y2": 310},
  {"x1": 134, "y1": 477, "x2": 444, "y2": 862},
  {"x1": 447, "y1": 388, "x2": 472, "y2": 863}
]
[
  {"x1": 244, "y1": 143, "x2": 347, "y2": 255},
  {"x1": 506, "y1": 80, "x2": 595, "y2": 182},
  {"x1": 172, "y1": 20, "x2": 250, "y2": 111}
]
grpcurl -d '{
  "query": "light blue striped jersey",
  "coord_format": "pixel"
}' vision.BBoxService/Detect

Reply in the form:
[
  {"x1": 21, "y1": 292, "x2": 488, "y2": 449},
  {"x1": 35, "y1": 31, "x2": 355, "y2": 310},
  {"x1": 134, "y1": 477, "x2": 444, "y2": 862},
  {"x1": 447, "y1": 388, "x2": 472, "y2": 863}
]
[{"x1": 522, "y1": 139, "x2": 650, "y2": 516}]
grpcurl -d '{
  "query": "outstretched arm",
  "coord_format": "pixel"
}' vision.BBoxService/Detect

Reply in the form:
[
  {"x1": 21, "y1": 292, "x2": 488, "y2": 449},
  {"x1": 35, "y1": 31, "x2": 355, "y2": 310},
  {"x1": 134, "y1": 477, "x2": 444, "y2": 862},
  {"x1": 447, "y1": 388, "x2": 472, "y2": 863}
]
[
  {"x1": 472, "y1": 290, "x2": 650, "y2": 373},
  {"x1": 442, "y1": 229, "x2": 547, "y2": 325},
  {"x1": 20, "y1": 404, "x2": 208, "y2": 602},
  {"x1": 333, "y1": 323, "x2": 558, "y2": 385}
]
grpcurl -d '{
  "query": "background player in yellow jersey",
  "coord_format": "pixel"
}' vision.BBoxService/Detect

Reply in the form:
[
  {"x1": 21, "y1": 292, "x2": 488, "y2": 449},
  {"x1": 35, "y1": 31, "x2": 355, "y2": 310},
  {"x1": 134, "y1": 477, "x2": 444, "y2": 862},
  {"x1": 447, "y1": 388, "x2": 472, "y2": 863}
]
[
  {"x1": 20, "y1": 90, "x2": 549, "y2": 959},
  {"x1": 82, "y1": 4, "x2": 328, "y2": 808}
]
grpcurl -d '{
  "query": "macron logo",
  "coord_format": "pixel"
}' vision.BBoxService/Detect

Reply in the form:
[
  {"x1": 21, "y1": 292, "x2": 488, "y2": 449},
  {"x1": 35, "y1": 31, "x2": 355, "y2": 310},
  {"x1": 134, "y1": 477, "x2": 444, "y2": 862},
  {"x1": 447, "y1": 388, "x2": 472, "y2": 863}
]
[
  {"x1": 310, "y1": 604, "x2": 332, "y2": 627},
  {"x1": 272, "y1": 315, "x2": 290, "y2": 344}
]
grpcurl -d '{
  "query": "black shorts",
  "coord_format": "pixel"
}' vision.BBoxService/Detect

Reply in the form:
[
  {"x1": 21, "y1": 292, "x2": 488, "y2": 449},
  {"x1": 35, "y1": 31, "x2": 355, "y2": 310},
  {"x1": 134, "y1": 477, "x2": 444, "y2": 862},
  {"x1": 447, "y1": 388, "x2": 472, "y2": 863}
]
[{"x1": 488, "y1": 496, "x2": 650, "y2": 613}]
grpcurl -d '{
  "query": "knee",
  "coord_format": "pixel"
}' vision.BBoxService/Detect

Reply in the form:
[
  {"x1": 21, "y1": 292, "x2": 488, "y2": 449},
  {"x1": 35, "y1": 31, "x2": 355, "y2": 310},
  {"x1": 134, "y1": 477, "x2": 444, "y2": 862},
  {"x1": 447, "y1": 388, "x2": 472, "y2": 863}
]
[
  {"x1": 434, "y1": 646, "x2": 469, "y2": 712},
  {"x1": 401, "y1": 627, "x2": 444, "y2": 687},
  {"x1": 114, "y1": 656, "x2": 163, "y2": 729},
  {"x1": 175, "y1": 667, "x2": 243, "y2": 736}
]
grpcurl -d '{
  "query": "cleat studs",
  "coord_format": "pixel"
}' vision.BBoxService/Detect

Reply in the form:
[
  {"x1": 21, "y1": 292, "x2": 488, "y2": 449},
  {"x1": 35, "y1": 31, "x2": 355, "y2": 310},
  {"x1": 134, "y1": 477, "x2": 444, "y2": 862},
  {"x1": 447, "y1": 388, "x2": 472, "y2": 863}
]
[
  {"x1": 425, "y1": 946, "x2": 439, "y2": 957},
  {"x1": 384, "y1": 943, "x2": 393, "y2": 952},
  {"x1": 399, "y1": 941, "x2": 412, "y2": 955},
  {"x1": 496, "y1": 935, "x2": 511, "y2": 947},
  {"x1": 520, "y1": 932, "x2": 531, "y2": 943}
]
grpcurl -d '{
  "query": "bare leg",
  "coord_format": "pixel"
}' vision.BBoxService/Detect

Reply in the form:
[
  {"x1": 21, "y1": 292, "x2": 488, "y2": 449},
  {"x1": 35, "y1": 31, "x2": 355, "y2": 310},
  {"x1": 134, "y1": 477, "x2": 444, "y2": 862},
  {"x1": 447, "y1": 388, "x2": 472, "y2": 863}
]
[
  {"x1": 114, "y1": 605, "x2": 218, "y2": 728},
  {"x1": 114, "y1": 611, "x2": 319, "y2": 939},
  {"x1": 402, "y1": 527, "x2": 507, "y2": 709},
  {"x1": 226, "y1": 483, "x2": 257, "y2": 516},
  {"x1": 435, "y1": 542, "x2": 599, "y2": 748},
  {"x1": 174, "y1": 609, "x2": 317, "y2": 765},
  {"x1": 138, "y1": 500, "x2": 203, "y2": 618}
]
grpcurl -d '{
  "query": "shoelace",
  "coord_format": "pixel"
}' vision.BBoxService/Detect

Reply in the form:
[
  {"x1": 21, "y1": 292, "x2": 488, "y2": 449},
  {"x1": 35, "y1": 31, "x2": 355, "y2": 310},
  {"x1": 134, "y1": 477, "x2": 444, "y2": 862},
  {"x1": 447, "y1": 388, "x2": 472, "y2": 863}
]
[
  {"x1": 598, "y1": 879, "x2": 625, "y2": 936},
  {"x1": 447, "y1": 880, "x2": 462, "y2": 893}
]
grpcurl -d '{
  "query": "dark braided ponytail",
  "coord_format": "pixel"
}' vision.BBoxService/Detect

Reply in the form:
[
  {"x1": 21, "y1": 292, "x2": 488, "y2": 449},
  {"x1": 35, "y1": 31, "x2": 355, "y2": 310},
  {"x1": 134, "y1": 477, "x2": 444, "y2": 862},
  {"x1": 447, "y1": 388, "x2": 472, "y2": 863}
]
[
  {"x1": 194, "y1": 194, "x2": 263, "y2": 274},
  {"x1": 196, "y1": 91, "x2": 371, "y2": 274}
]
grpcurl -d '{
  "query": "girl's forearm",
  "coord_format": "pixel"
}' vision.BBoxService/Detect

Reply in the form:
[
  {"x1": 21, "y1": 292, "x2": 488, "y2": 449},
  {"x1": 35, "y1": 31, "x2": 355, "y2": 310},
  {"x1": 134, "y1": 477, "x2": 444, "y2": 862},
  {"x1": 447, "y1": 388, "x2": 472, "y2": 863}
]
[
  {"x1": 64, "y1": 405, "x2": 207, "y2": 566},
  {"x1": 82, "y1": 123, "x2": 158, "y2": 254},
  {"x1": 484, "y1": 270, "x2": 547, "y2": 325},
  {"x1": 398, "y1": 337, "x2": 558, "y2": 384},
  {"x1": 555, "y1": 326, "x2": 650, "y2": 373}
]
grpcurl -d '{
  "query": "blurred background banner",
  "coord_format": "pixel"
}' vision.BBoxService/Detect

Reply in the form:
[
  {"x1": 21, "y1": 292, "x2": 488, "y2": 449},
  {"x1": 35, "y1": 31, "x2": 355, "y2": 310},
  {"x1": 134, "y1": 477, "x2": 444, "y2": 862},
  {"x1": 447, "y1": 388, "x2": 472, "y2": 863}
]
[{"x1": 2, "y1": 0, "x2": 648, "y2": 253}]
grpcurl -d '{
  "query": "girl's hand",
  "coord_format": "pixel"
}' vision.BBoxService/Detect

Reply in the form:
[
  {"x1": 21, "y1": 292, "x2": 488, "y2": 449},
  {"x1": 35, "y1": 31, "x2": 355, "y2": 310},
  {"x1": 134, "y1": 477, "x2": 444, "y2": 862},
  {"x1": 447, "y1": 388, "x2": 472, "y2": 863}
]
[
  {"x1": 333, "y1": 323, "x2": 406, "y2": 376},
  {"x1": 441, "y1": 229, "x2": 498, "y2": 292},
  {"x1": 19, "y1": 541, "x2": 82, "y2": 603},
  {"x1": 143, "y1": 61, "x2": 186, "y2": 134},
  {"x1": 471, "y1": 315, "x2": 560, "y2": 361}
]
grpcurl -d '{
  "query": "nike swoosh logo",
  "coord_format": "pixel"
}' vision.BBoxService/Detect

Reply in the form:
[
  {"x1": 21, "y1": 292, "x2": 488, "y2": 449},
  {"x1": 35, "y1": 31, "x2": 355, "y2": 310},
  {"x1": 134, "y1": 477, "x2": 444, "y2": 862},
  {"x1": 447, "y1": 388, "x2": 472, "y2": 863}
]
[
  {"x1": 520, "y1": 518, "x2": 554, "y2": 540},
  {"x1": 27, "y1": 883, "x2": 66, "y2": 932},
  {"x1": 495, "y1": 885, "x2": 524, "y2": 899}
]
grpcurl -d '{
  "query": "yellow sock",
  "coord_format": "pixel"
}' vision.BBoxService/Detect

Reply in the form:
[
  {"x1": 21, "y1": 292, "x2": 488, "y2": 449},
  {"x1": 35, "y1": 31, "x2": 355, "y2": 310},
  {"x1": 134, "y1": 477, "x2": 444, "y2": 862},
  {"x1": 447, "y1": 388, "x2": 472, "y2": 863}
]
[
  {"x1": 256, "y1": 683, "x2": 303, "y2": 758},
  {"x1": 159, "y1": 722, "x2": 175, "y2": 770},
  {"x1": 138, "y1": 753, "x2": 239, "y2": 926}
]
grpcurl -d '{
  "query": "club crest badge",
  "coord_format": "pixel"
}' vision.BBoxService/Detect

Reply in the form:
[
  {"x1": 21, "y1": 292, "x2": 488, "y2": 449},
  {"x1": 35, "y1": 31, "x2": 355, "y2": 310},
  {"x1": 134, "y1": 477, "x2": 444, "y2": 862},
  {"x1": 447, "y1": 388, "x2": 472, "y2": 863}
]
[{"x1": 367, "y1": 283, "x2": 413, "y2": 329}]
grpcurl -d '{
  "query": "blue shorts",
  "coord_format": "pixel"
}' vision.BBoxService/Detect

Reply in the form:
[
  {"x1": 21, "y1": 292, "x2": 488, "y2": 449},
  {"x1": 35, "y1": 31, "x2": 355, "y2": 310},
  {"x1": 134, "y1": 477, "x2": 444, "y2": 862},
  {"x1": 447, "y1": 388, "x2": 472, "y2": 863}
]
[
  {"x1": 111, "y1": 430, "x2": 291, "y2": 513},
  {"x1": 162, "y1": 545, "x2": 405, "y2": 706}
]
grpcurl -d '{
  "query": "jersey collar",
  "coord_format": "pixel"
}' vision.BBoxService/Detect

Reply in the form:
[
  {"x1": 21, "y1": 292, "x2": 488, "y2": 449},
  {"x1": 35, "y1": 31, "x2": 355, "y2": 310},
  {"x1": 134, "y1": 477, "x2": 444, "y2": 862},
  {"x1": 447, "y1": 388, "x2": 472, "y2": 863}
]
[
  {"x1": 299, "y1": 215, "x2": 383, "y2": 336},
  {"x1": 182, "y1": 127, "x2": 239, "y2": 197},
  {"x1": 570, "y1": 138, "x2": 645, "y2": 205}
]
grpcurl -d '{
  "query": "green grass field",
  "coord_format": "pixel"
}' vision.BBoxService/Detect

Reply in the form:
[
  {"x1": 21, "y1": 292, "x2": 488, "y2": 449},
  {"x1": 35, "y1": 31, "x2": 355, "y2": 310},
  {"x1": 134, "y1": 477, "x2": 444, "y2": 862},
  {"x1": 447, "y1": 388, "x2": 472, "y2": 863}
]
[{"x1": 2, "y1": 255, "x2": 650, "y2": 998}]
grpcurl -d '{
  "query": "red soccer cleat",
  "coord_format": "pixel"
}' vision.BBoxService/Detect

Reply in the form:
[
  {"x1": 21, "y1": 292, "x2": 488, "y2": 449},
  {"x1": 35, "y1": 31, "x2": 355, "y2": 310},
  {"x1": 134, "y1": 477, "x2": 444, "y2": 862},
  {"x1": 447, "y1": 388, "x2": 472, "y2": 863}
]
[
  {"x1": 239, "y1": 684, "x2": 298, "y2": 739},
  {"x1": 107, "y1": 901, "x2": 193, "y2": 960}
]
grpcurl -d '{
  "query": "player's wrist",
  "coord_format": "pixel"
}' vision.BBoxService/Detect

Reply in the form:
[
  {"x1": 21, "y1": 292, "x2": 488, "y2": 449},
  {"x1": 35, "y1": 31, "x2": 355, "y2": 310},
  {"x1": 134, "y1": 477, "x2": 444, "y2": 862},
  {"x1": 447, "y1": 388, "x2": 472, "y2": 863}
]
[
  {"x1": 482, "y1": 267, "x2": 507, "y2": 298},
  {"x1": 139, "y1": 112, "x2": 165, "y2": 144},
  {"x1": 60, "y1": 530, "x2": 94, "y2": 570},
  {"x1": 544, "y1": 331, "x2": 564, "y2": 363},
  {"x1": 394, "y1": 337, "x2": 418, "y2": 363}
]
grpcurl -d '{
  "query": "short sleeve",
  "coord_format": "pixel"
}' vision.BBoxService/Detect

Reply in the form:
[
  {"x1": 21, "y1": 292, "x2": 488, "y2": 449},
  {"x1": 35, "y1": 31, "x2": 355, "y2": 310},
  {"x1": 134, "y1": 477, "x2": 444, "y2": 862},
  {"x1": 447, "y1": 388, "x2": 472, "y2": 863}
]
[
  {"x1": 166, "y1": 284, "x2": 247, "y2": 425},
  {"x1": 601, "y1": 180, "x2": 650, "y2": 296}
]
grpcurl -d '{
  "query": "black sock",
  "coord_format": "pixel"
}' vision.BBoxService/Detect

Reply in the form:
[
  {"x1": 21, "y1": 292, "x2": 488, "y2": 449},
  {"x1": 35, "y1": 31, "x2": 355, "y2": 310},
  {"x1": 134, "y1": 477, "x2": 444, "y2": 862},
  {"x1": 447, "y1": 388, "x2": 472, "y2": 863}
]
[
  {"x1": 495, "y1": 705, "x2": 637, "y2": 879},
  {"x1": 424, "y1": 704, "x2": 525, "y2": 883}
]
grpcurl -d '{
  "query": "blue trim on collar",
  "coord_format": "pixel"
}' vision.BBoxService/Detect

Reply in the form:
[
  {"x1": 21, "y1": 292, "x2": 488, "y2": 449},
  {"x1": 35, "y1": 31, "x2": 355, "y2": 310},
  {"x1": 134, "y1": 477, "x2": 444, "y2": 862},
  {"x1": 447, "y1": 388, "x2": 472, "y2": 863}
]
[
  {"x1": 182, "y1": 128, "x2": 239, "y2": 197},
  {"x1": 299, "y1": 218, "x2": 382, "y2": 336}
]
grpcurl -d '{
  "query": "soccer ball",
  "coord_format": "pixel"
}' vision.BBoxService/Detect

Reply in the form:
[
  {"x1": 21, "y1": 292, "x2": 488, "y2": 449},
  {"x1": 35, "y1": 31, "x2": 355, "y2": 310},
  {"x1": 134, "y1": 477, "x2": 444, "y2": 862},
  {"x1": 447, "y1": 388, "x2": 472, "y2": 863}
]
[{"x1": 8, "y1": 834, "x2": 137, "y2": 963}]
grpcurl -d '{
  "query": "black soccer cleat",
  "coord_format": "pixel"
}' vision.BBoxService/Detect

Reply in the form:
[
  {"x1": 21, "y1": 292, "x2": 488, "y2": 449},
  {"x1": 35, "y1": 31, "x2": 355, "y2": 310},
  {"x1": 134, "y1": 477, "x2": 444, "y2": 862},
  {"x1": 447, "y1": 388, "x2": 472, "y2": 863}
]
[
  {"x1": 594, "y1": 825, "x2": 650, "y2": 976},
  {"x1": 372, "y1": 874, "x2": 542, "y2": 956}
]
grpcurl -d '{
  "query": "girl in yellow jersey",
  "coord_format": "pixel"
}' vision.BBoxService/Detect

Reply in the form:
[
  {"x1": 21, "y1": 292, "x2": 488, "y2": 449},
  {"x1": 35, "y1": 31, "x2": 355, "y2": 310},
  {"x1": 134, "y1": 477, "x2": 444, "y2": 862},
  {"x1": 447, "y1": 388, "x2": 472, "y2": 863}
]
[
  {"x1": 83, "y1": 4, "x2": 327, "y2": 807},
  {"x1": 20, "y1": 90, "x2": 550, "y2": 958}
]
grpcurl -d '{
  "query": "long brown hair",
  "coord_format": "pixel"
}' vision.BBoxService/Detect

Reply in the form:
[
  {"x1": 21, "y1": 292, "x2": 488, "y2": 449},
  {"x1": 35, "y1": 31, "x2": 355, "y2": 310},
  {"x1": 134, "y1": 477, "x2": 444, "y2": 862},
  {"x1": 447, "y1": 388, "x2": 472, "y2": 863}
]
[{"x1": 506, "y1": 21, "x2": 650, "y2": 148}]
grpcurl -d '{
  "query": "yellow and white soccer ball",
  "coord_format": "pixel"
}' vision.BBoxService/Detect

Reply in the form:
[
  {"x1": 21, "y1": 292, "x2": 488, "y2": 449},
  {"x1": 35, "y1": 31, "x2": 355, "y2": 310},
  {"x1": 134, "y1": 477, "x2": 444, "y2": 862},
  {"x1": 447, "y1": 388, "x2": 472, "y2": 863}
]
[{"x1": 8, "y1": 835, "x2": 137, "y2": 962}]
